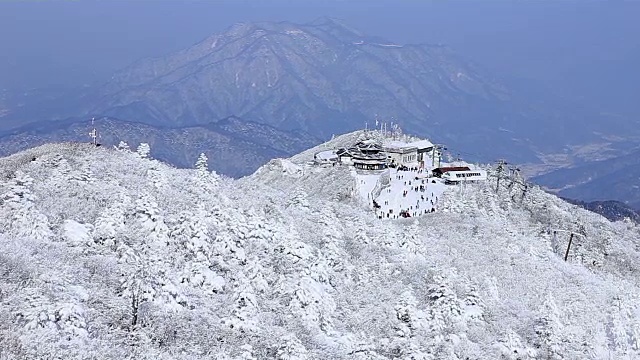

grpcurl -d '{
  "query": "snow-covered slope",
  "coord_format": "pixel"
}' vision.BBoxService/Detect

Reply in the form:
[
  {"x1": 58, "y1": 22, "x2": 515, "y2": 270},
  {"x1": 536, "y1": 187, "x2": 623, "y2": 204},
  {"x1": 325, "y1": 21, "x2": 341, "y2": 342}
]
[{"x1": 1, "y1": 141, "x2": 640, "y2": 359}]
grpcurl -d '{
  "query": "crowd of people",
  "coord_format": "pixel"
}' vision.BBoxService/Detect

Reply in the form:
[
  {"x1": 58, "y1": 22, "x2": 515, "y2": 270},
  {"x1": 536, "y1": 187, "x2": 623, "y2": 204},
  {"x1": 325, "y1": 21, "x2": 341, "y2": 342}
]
[{"x1": 374, "y1": 169, "x2": 440, "y2": 220}]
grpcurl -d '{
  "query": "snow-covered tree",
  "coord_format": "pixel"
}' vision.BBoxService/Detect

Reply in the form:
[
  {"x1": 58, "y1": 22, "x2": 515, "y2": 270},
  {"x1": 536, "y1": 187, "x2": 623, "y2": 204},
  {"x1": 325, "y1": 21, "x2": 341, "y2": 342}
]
[
  {"x1": 533, "y1": 293, "x2": 565, "y2": 359},
  {"x1": 2, "y1": 170, "x2": 36, "y2": 208},
  {"x1": 116, "y1": 141, "x2": 131, "y2": 151},
  {"x1": 495, "y1": 330, "x2": 537, "y2": 360},
  {"x1": 119, "y1": 246, "x2": 187, "y2": 327},
  {"x1": 275, "y1": 334, "x2": 309, "y2": 360},
  {"x1": 193, "y1": 152, "x2": 218, "y2": 192},
  {"x1": 137, "y1": 143, "x2": 151, "y2": 158},
  {"x1": 170, "y1": 209, "x2": 212, "y2": 260},
  {"x1": 133, "y1": 195, "x2": 169, "y2": 247},
  {"x1": 394, "y1": 290, "x2": 427, "y2": 338},
  {"x1": 462, "y1": 284, "x2": 484, "y2": 322},
  {"x1": 287, "y1": 188, "x2": 310, "y2": 210},
  {"x1": 69, "y1": 162, "x2": 94, "y2": 183},
  {"x1": 223, "y1": 274, "x2": 259, "y2": 333},
  {"x1": 180, "y1": 261, "x2": 225, "y2": 294},
  {"x1": 426, "y1": 274, "x2": 462, "y2": 337},
  {"x1": 608, "y1": 296, "x2": 631, "y2": 356},
  {"x1": 196, "y1": 153, "x2": 209, "y2": 176},
  {"x1": 15, "y1": 288, "x2": 89, "y2": 345},
  {"x1": 147, "y1": 165, "x2": 167, "y2": 189},
  {"x1": 93, "y1": 196, "x2": 129, "y2": 248},
  {"x1": 1, "y1": 171, "x2": 53, "y2": 240}
]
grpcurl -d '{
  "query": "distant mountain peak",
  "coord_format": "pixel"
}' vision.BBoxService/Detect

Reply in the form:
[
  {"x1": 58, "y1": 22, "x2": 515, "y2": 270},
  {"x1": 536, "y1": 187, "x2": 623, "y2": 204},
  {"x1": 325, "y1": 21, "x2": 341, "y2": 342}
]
[
  {"x1": 306, "y1": 16, "x2": 364, "y2": 37},
  {"x1": 85, "y1": 17, "x2": 638, "y2": 171}
]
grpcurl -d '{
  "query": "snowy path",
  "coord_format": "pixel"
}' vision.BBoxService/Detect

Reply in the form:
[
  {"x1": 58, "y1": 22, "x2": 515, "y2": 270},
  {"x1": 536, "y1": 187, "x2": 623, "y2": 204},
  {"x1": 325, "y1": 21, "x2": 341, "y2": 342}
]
[{"x1": 355, "y1": 168, "x2": 448, "y2": 219}]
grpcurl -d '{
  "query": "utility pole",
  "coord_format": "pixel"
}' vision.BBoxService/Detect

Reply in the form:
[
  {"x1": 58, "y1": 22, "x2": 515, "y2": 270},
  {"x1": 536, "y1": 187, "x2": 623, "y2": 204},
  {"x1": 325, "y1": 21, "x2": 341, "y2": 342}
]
[
  {"x1": 564, "y1": 233, "x2": 575, "y2": 261},
  {"x1": 552, "y1": 228, "x2": 585, "y2": 262}
]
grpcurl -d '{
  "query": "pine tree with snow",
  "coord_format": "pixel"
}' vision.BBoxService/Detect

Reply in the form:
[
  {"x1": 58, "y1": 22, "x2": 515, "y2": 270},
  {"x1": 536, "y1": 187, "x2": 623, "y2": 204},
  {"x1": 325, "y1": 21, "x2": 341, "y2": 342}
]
[
  {"x1": 400, "y1": 221, "x2": 424, "y2": 255},
  {"x1": 533, "y1": 293, "x2": 565, "y2": 359},
  {"x1": 180, "y1": 261, "x2": 225, "y2": 294},
  {"x1": 2, "y1": 170, "x2": 36, "y2": 209},
  {"x1": 223, "y1": 274, "x2": 259, "y2": 332},
  {"x1": 1, "y1": 171, "x2": 53, "y2": 240},
  {"x1": 274, "y1": 227, "x2": 313, "y2": 266},
  {"x1": 193, "y1": 152, "x2": 218, "y2": 191},
  {"x1": 495, "y1": 330, "x2": 537, "y2": 360},
  {"x1": 136, "y1": 143, "x2": 151, "y2": 158},
  {"x1": 11, "y1": 206, "x2": 54, "y2": 240},
  {"x1": 287, "y1": 188, "x2": 310, "y2": 210},
  {"x1": 196, "y1": 153, "x2": 209, "y2": 176},
  {"x1": 134, "y1": 195, "x2": 170, "y2": 248},
  {"x1": 170, "y1": 209, "x2": 211, "y2": 259},
  {"x1": 462, "y1": 284, "x2": 485, "y2": 322},
  {"x1": 48, "y1": 156, "x2": 73, "y2": 183},
  {"x1": 19, "y1": 289, "x2": 58, "y2": 332},
  {"x1": 426, "y1": 274, "x2": 462, "y2": 336},
  {"x1": 68, "y1": 160, "x2": 95, "y2": 183},
  {"x1": 609, "y1": 296, "x2": 631, "y2": 356},
  {"x1": 275, "y1": 334, "x2": 309, "y2": 360},
  {"x1": 147, "y1": 165, "x2": 167, "y2": 189},
  {"x1": 244, "y1": 257, "x2": 269, "y2": 294},
  {"x1": 289, "y1": 274, "x2": 336, "y2": 332},
  {"x1": 16, "y1": 289, "x2": 88, "y2": 343},
  {"x1": 119, "y1": 246, "x2": 187, "y2": 327},
  {"x1": 394, "y1": 290, "x2": 427, "y2": 338},
  {"x1": 93, "y1": 198, "x2": 128, "y2": 248},
  {"x1": 116, "y1": 141, "x2": 131, "y2": 151}
]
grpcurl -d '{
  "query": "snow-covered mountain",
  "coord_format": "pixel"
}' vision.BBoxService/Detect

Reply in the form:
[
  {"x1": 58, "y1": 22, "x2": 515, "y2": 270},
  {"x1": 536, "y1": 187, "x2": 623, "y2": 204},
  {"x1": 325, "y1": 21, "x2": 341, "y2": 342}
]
[
  {"x1": 562, "y1": 198, "x2": 640, "y2": 223},
  {"x1": 0, "y1": 116, "x2": 319, "y2": 177},
  {"x1": 2, "y1": 135, "x2": 640, "y2": 359},
  {"x1": 533, "y1": 148, "x2": 640, "y2": 211},
  {"x1": 81, "y1": 18, "x2": 640, "y2": 166}
]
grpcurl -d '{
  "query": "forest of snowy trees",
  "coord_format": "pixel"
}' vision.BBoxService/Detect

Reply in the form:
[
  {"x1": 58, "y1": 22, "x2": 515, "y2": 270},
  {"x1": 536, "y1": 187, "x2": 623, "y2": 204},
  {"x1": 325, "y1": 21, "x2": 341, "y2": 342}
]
[{"x1": 1, "y1": 140, "x2": 640, "y2": 359}]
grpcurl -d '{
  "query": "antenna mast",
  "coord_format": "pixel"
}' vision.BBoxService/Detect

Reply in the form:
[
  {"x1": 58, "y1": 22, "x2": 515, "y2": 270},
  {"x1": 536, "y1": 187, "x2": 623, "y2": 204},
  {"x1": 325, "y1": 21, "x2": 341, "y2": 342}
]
[{"x1": 89, "y1": 117, "x2": 98, "y2": 146}]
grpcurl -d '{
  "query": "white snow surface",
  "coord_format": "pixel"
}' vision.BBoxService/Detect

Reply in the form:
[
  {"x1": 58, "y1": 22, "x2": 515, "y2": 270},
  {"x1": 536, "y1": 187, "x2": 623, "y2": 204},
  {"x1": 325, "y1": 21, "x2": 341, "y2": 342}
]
[
  {"x1": 314, "y1": 150, "x2": 337, "y2": 161},
  {"x1": 62, "y1": 220, "x2": 93, "y2": 246},
  {"x1": 0, "y1": 139, "x2": 640, "y2": 359}
]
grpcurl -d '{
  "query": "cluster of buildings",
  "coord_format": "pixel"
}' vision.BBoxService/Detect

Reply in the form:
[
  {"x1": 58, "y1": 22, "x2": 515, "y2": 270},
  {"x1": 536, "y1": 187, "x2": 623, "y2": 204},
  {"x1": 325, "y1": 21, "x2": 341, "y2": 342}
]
[
  {"x1": 314, "y1": 138, "x2": 436, "y2": 170},
  {"x1": 313, "y1": 136, "x2": 487, "y2": 185}
]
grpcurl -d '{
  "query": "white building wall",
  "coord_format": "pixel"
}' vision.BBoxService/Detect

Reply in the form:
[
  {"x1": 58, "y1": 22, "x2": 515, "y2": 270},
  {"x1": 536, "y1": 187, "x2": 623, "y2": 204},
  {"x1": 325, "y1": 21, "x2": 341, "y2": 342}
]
[{"x1": 387, "y1": 152, "x2": 403, "y2": 165}]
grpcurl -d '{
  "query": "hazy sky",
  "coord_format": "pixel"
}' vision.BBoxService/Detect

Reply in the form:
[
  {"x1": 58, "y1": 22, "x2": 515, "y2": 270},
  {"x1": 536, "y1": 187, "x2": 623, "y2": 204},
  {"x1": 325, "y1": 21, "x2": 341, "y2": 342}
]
[{"x1": 1, "y1": 0, "x2": 639, "y2": 114}]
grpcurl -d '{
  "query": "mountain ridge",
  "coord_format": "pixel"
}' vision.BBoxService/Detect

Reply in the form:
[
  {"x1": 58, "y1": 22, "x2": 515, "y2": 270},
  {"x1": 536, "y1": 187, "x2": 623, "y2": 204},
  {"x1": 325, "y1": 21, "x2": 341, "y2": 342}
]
[
  {"x1": 533, "y1": 148, "x2": 640, "y2": 209},
  {"x1": 2, "y1": 18, "x2": 640, "y2": 207},
  {"x1": 0, "y1": 115, "x2": 320, "y2": 177},
  {"x1": 84, "y1": 18, "x2": 640, "y2": 167}
]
